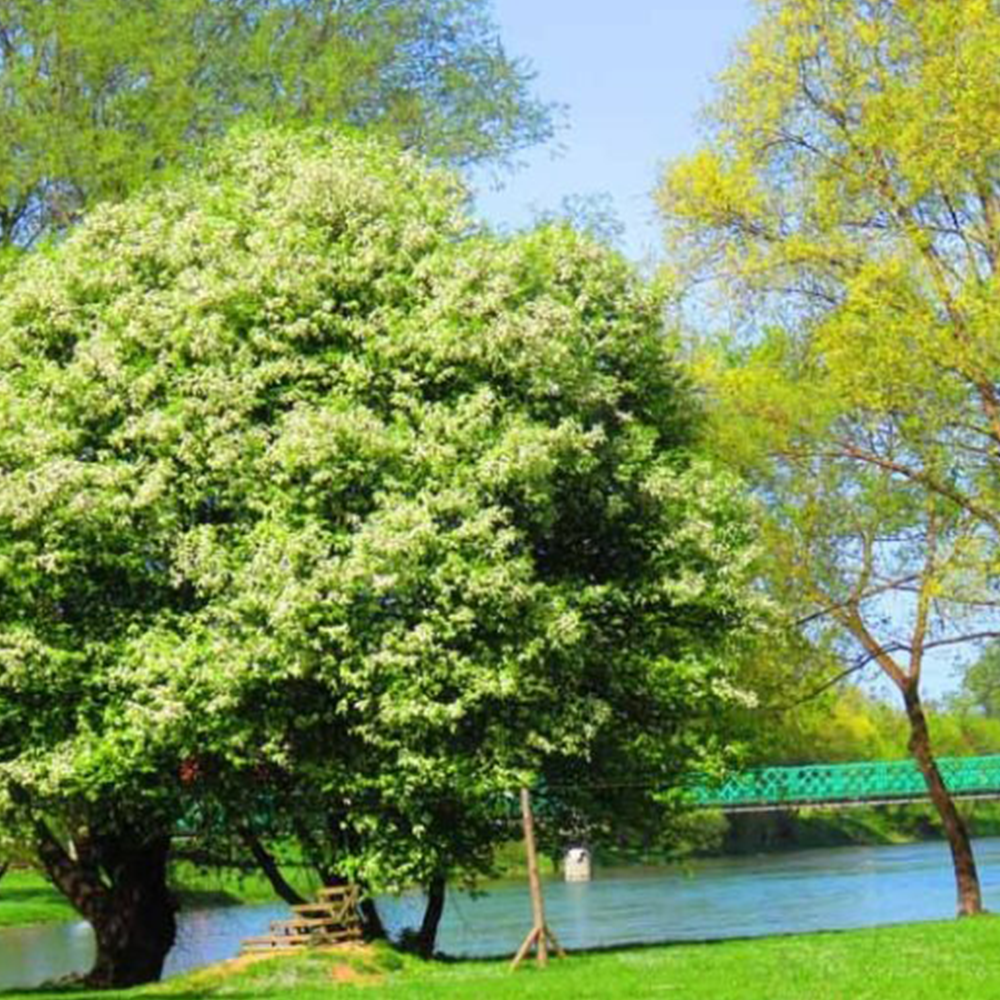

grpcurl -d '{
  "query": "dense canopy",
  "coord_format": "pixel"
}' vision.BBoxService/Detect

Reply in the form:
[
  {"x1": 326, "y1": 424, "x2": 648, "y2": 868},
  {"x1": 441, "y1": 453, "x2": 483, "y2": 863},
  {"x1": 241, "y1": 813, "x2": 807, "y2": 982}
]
[{"x1": 0, "y1": 127, "x2": 766, "y2": 984}]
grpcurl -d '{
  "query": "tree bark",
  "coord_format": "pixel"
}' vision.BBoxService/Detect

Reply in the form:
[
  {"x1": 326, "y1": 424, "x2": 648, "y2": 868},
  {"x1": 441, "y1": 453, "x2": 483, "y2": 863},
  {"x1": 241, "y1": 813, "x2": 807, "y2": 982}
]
[
  {"x1": 240, "y1": 828, "x2": 306, "y2": 907},
  {"x1": 902, "y1": 681, "x2": 983, "y2": 916},
  {"x1": 414, "y1": 874, "x2": 446, "y2": 959},
  {"x1": 37, "y1": 827, "x2": 177, "y2": 988},
  {"x1": 86, "y1": 835, "x2": 177, "y2": 989},
  {"x1": 359, "y1": 892, "x2": 387, "y2": 940},
  {"x1": 6, "y1": 783, "x2": 176, "y2": 987}
]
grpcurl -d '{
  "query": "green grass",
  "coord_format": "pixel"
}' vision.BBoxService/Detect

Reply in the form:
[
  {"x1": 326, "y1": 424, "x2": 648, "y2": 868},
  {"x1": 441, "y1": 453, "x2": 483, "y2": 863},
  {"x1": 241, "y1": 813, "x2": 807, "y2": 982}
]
[
  {"x1": 168, "y1": 861, "x2": 320, "y2": 909},
  {"x1": 4, "y1": 917, "x2": 1000, "y2": 999},
  {"x1": 0, "y1": 872, "x2": 76, "y2": 928},
  {"x1": 0, "y1": 863, "x2": 321, "y2": 929}
]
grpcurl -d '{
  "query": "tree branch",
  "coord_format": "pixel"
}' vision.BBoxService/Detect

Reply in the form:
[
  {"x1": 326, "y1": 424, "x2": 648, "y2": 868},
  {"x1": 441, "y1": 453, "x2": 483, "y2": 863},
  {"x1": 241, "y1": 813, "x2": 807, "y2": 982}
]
[{"x1": 828, "y1": 442, "x2": 1000, "y2": 534}]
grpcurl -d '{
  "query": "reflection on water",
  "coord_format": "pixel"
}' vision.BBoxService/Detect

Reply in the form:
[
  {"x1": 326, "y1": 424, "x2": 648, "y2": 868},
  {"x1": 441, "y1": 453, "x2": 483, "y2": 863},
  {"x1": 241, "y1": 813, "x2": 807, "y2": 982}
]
[
  {"x1": 0, "y1": 920, "x2": 94, "y2": 992},
  {"x1": 5, "y1": 836, "x2": 1000, "y2": 991}
]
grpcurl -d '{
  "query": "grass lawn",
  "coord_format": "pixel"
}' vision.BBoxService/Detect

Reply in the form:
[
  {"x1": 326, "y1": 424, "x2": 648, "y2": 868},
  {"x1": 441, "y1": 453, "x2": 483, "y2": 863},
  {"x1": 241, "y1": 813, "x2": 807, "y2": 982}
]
[
  {"x1": 0, "y1": 863, "x2": 319, "y2": 930},
  {"x1": 0, "y1": 872, "x2": 76, "y2": 929},
  {"x1": 4, "y1": 917, "x2": 1000, "y2": 999}
]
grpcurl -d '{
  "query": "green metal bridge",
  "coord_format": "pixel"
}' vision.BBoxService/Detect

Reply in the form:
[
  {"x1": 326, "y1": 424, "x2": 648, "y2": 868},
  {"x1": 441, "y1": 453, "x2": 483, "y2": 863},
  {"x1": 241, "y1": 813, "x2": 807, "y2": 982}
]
[
  {"x1": 688, "y1": 754, "x2": 1000, "y2": 813},
  {"x1": 185, "y1": 755, "x2": 1000, "y2": 833}
]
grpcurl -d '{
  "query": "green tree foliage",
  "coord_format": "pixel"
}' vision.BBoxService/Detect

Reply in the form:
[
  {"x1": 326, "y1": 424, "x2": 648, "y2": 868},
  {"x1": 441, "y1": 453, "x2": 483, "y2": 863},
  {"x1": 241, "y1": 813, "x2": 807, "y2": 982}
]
[
  {"x1": 954, "y1": 642, "x2": 1000, "y2": 720},
  {"x1": 657, "y1": 0, "x2": 1000, "y2": 916},
  {"x1": 0, "y1": 0, "x2": 552, "y2": 248},
  {"x1": 0, "y1": 127, "x2": 767, "y2": 984},
  {"x1": 761, "y1": 683, "x2": 1000, "y2": 766}
]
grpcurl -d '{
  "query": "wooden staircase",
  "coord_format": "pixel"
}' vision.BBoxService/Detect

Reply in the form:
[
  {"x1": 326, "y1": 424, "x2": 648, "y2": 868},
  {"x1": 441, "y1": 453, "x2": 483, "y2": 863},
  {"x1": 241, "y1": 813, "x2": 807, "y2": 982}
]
[{"x1": 241, "y1": 884, "x2": 363, "y2": 954}]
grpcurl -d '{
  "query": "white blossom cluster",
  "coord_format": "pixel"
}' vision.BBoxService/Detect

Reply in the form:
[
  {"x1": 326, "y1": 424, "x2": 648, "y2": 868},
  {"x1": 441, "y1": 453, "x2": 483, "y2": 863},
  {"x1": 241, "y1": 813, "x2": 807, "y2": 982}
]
[{"x1": 0, "y1": 128, "x2": 769, "y2": 887}]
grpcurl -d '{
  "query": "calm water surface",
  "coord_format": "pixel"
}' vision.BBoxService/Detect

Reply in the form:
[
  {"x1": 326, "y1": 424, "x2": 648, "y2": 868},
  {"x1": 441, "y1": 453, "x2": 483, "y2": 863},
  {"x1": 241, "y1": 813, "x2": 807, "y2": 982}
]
[{"x1": 4, "y1": 836, "x2": 1000, "y2": 990}]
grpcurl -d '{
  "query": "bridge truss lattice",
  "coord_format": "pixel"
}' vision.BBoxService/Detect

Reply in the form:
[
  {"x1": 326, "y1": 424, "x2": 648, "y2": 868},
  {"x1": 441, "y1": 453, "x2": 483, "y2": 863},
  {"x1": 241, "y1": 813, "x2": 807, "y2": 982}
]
[{"x1": 689, "y1": 755, "x2": 1000, "y2": 812}]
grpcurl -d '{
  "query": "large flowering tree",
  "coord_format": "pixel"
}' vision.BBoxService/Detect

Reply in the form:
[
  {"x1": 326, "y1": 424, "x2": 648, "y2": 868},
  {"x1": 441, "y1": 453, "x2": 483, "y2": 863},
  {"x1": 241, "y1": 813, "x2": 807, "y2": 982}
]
[{"x1": 0, "y1": 128, "x2": 767, "y2": 984}]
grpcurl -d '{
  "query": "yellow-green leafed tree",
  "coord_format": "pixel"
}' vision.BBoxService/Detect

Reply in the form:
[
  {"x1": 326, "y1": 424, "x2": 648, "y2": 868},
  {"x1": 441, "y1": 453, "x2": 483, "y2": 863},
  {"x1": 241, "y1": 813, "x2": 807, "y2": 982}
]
[{"x1": 658, "y1": 0, "x2": 1000, "y2": 916}]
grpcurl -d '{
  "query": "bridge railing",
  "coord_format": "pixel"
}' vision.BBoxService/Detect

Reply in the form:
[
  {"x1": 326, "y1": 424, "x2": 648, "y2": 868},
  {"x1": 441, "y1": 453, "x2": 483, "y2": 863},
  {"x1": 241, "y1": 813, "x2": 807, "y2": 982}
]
[{"x1": 688, "y1": 754, "x2": 1000, "y2": 812}]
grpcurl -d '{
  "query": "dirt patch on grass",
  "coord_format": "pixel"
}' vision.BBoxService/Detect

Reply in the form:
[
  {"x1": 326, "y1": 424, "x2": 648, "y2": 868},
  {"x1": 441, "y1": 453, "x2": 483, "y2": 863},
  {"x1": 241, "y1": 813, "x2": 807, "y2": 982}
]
[
  {"x1": 185, "y1": 942, "x2": 382, "y2": 985},
  {"x1": 327, "y1": 944, "x2": 387, "y2": 986},
  {"x1": 331, "y1": 962, "x2": 375, "y2": 985}
]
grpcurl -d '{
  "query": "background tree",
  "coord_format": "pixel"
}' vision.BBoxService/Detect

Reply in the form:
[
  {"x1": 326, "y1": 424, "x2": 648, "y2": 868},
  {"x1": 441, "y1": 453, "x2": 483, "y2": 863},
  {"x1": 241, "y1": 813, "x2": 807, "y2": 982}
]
[
  {"x1": 658, "y1": 0, "x2": 1000, "y2": 916},
  {"x1": 0, "y1": 0, "x2": 553, "y2": 248},
  {"x1": 954, "y1": 642, "x2": 1000, "y2": 720},
  {"x1": 0, "y1": 125, "x2": 768, "y2": 983}
]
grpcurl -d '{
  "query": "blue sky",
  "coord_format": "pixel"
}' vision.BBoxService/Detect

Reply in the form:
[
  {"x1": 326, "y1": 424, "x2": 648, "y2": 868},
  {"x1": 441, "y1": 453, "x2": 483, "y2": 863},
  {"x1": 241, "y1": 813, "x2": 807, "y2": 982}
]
[
  {"x1": 473, "y1": 0, "x2": 755, "y2": 261},
  {"x1": 472, "y1": 0, "x2": 971, "y2": 700}
]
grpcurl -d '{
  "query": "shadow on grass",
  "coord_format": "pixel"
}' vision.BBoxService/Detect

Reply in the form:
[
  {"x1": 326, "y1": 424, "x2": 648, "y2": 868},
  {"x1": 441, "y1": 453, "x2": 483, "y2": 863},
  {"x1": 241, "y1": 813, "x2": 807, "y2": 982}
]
[
  {"x1": 0, "y1": 885, "x2": 71, "y2": 907},
  {"x1": 2, "y1": 978, "x2": 290, "y2": 999},
  {"x1": 3, "y1": 991, "x2": 271, "y2": 1000}
]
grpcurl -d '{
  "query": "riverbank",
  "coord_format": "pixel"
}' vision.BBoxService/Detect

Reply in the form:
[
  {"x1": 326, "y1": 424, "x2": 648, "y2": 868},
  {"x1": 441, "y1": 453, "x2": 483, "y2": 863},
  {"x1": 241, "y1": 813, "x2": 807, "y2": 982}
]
[
  {"x1": 589, "y1": 800, "x2": 1000, "y2": 866},
  {"x1": 3, "y1": 916, "x2": 1000, "y2": 999},
  {"x1": 712, "y1": 799, "x2": 1000, "y2": 855},
  {"x1": 0, "y1": 816, "x2": 1000, "y2": 932},
  {"x1": 695, "y1": 803, "x2": 976, "y2": 856},
  {"x1": 0, "y1": 864, "x2": 309, "y2": 929},
  {"x1": 5, "y1": 798, "x2": 999, "y2": 931}
]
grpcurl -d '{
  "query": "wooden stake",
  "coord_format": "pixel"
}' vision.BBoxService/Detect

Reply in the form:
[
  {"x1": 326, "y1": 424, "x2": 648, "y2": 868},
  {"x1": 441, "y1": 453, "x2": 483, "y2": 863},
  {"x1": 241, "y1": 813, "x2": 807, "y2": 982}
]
[{"x1": 511, "y1": 786, "x2": 567, "y2": 971}]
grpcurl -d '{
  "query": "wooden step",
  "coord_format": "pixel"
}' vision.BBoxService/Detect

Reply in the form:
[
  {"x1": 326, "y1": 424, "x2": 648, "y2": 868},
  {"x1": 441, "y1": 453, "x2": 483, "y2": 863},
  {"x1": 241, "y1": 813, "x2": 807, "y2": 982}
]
[
  {"x1": 241, "y1": 927, "x2": 363, "y2": 951},
  {"x1": 247, "y1": 926, "x2": 363, "y2": 943},
  {"x1": 240, "y1": 882, "x2": 362, "y2": 956},
  {"x1": 270, "y1": 918, "x2": 343, "y2": 932},
  {"x1": 241, "y1": 935, "x2": 311, "y2": 948},
  {"x1": 312, "y1": 928, "x2": 363, "y2": 943}
]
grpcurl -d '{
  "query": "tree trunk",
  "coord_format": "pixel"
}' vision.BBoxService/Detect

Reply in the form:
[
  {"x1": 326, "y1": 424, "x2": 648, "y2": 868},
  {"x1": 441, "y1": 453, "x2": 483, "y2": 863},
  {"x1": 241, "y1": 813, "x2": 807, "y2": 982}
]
[
  {"x1": 294, "y1": 818, "x2": 337, "y2": 886},
  {"x1": 902, "y1": 681, "x2": 983, "y2": 916},
  {"x1": 359, "y1": 893, "x2": 387, "y2": 940},
  {"x1": 85, "y1": 835, "x2": 177, "y2": 989},
  {"x1": 414, "y1": 874, "x2": 446, "y2": 959},
  {"x1": 36, "y1": 827, "x2": 177, "y2": 988},
  {"x1": 240, "y1": 828, "x2": 306, "y2": 907}
]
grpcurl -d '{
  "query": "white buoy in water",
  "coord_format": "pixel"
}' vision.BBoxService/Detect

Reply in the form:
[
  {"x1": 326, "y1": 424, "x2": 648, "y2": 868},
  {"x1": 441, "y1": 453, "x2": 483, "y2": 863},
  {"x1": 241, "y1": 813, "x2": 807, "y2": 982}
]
[{"x1": 563, "y1": 846, "x2": 592, "y2": 882}]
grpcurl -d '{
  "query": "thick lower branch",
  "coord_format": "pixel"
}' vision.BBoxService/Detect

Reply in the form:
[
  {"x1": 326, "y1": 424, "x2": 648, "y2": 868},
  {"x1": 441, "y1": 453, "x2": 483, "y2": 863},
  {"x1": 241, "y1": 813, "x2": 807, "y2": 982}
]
[{"x1": 240, "y1": 828, "x2": 306, "y2": 907}]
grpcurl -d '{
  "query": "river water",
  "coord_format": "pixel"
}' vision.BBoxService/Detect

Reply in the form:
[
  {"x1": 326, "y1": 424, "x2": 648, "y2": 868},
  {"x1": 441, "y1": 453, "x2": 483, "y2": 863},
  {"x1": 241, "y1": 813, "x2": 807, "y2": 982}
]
[{"x1": 4, "y1": 837, "x2": 1000, "y2": 991}]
